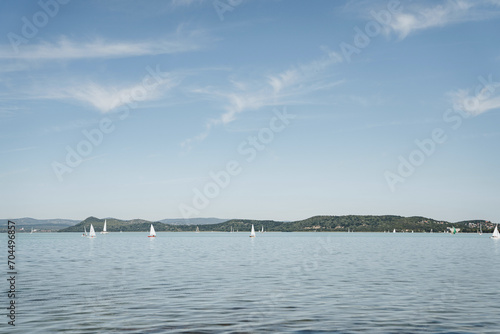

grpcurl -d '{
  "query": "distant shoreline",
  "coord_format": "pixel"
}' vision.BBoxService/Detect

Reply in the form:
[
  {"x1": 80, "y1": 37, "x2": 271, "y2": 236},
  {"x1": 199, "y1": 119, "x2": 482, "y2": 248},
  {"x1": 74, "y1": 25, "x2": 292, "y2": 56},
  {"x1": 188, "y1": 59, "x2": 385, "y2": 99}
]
[{"x1": 2, "y1": 215, "x2": 492, "y2": 234}]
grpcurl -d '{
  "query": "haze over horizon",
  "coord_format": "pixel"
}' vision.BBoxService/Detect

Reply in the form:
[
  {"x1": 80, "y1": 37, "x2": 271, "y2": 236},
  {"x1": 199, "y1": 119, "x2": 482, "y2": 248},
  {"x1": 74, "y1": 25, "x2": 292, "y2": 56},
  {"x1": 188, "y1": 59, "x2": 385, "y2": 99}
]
[{"x1": 1, "y1": 0, "x2": 500, "y2": 223}]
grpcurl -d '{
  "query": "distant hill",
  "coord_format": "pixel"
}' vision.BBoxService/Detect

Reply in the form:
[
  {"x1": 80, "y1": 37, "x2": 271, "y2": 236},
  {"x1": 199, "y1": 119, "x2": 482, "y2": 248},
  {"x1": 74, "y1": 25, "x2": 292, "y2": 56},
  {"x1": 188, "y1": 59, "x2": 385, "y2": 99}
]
[
  {"x1": 159, "y1": 217, "x2": 228, "y2": 225},
  {"x1": 197, "y1": 216, "x2": 495, "y2": 233},
  {"x1": 4, "y1": 215, "x2": 493, "y2": 233},
  {"x1": 59, "y1": 217, "x2": 231, "y2": 232},
  {"x1": 59, "y1": 216, "x2": 157, "y2": 233},
  {"x1": 0, "y1": 218, "x2": 79, "y2": 231}
]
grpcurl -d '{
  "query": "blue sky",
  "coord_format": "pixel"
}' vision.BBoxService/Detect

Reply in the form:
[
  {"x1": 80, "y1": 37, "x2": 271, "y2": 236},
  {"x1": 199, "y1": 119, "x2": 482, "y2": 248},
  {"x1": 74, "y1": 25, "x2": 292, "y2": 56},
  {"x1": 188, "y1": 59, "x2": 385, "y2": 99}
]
[{"x1": 1, "y1": 0, "x2": 500, "y2": 222}]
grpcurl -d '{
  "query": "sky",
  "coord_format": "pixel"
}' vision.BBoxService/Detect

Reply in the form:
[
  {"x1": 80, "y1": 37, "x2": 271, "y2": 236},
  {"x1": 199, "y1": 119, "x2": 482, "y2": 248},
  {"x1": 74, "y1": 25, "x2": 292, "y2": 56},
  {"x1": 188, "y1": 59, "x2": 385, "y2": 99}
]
[{"x1": 1, "y1": 0, "x2": 500, "y2": 223}]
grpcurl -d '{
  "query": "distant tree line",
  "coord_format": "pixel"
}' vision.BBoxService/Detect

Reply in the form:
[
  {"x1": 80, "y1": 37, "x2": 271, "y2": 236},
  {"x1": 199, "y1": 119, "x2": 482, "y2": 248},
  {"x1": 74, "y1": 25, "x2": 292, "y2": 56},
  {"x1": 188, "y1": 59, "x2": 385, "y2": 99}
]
[{"x1": 57, "y1": 215, "x2": 495, "y2": 233}]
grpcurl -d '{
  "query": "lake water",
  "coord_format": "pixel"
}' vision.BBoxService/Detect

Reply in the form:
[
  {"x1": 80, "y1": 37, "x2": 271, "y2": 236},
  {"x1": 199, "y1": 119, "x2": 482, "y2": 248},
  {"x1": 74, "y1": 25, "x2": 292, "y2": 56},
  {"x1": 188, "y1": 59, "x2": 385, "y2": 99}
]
[{"x1": 6, "y1": 232, "x2": 500, "y2": 333}]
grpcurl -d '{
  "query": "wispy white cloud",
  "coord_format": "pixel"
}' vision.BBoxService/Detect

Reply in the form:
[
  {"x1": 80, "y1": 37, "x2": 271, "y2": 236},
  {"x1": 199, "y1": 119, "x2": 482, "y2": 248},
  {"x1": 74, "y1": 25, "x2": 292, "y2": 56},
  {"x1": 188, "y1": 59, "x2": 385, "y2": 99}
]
[
  {"x1": 42, "y1": 119, "x2": 100, "y2": 134},
  {"x1": 170, "y1": 0, "x2": 207, "y2": 7},
  {"x1": 40, "y1": 75, "x2": 180, "y2": 113},
  {"x1": 216, "y1": 51, "x2": 344, "y2": 125},
  {"x1": 0, "y1": 30, "x2": 208, "y2": 60},
  {"x1": 387, "y1": 0, "x2": 500, "y2": 39},
  {"x1": 181, "y1": 51, "x2": 344, "y2": 149},
  {"x1": 0, "y1": 147, "x2": 37, "y2": 154},
  {"x1": 450, "y1": 79, "x2": 500, "y2": 116}
]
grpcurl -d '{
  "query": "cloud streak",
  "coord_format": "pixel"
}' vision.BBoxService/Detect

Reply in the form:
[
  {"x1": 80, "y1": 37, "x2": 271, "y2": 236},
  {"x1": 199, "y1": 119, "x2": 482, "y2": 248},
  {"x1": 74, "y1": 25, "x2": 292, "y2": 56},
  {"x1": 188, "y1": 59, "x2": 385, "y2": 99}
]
[
  {"x1": 387, "y1": 0, "x2": 500, "y2": 39},
  {"x1": 0, "y1": 32, "x2": 207, "y2": 60},
  {"x1": 450, "y1": 78, "x2": 500, "y2": 116},
  {"x1": 41, "y1": 75, "x2": 180, "y2": 113},
  {"x1": 170, "y1": 0, "x2": 207, "y2": 7},
  {"x1": 182, "y1": 51, "x2": 344, "y2": 149},
  {"x1": 0, "y1": 147, "x2": 37, "y2": 154}
]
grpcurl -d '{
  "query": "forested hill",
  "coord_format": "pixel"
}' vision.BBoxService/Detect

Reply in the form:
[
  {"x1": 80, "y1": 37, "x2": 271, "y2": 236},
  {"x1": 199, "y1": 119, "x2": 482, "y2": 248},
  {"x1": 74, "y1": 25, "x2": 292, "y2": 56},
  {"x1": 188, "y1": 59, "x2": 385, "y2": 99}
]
[
  {"x1": 201, "y1": 216, "x2": 492, "y2": 233},
  {"x1": 58, "y1": 215, "x2": 494, "y2": 233},
  {"x1": 59, "y1": 217, "x2": 159, "y2": 232},
  {"x1": 59, "y1": 216, "x2": 229, "y2": 232}
]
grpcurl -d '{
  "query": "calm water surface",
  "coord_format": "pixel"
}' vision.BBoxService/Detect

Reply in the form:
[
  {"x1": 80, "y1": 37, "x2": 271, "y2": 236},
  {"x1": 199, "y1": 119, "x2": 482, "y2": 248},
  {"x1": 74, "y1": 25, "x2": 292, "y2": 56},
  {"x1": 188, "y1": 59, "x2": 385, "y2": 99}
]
[{"x1": 5, "y1": 232, "x2": 500, "y2": 333}]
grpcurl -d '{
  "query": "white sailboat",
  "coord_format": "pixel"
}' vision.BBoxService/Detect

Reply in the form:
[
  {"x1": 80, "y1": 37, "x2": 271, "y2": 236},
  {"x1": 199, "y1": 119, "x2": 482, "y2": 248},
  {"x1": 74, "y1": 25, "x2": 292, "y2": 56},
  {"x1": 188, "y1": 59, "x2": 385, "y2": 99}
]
[
  {"x1": 148, "y1": 224, "x2": 156, "y2": 238},
  {"x1": 196, "y1": 226, "x2": 199, "y2": 233},
  {"x1": 261, "y1": 226, "x2": 264, "y2": 233},
  {"x1": 491, "y1": 224, "x2": 500, "y2": 239},
  {"x1": 30, "y1": 227, "x2": 34, "y2": 234},
  {"x1": 89, "y1": 224, "x2": 96, "y2": 238},
  {"x1": 478, "y1": 223, "x2": 483, "y2": 236},
  {"x1": 82, "y1": 226, "x2": 87, "y2": 237},
  {"x1": 393, "y1": 229, "x2": 396, "y2": 233},
  {"x1": 100, "y1": 219, "x2": 109, "y2": 234},
  {"x1": 250, "y1": 224, "x2": 256, "y2": 238}
]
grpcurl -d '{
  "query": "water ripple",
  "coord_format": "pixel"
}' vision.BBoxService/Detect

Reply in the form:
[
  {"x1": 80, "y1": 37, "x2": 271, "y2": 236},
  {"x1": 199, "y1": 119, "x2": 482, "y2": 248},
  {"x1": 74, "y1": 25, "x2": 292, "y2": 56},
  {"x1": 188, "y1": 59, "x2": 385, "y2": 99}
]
[{"x1": 11, "y1": 232, "x2": 500, "y2": 333}]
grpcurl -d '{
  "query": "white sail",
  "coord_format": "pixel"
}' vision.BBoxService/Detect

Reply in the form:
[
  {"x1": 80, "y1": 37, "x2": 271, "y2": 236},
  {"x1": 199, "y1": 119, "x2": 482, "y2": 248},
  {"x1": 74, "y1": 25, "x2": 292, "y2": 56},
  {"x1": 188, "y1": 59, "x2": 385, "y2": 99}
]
[
  {"x1": 261, "y1": 226, "x2": 264, "y2": 233},
  {"x1": 101, "y1": 219, "x2": 108, "y2": 234},
  {"x1": 393, "y1": 229, "x2": 396, "y2": 233},
  {"x1": 149, "y1": 224, "x2": 156, "y2": 237},
  {"x1": 89, "y1": 224, "x2": 96, "y2": 238},
  {"x1": 491, "y1": 225, "x2": 500, "y2": 239},
  {"x1": 196, "y1": 226, "x2": 199, "y2": 233},
  {"x1": 250, "y1": 224, "x2": 256, "y2": 238}
]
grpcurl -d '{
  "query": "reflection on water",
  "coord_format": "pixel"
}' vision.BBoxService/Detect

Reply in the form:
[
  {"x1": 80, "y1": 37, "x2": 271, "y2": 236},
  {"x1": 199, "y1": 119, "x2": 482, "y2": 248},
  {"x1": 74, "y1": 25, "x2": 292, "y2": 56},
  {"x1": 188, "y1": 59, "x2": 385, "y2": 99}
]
[{"x1": 13, "y1": 232, "x2": 500, "y2": 333}]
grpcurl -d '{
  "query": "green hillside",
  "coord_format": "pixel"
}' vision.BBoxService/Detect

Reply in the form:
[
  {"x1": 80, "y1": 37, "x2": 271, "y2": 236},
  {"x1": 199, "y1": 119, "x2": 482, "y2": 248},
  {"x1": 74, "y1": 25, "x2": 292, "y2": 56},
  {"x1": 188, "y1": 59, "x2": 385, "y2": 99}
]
[
  {"x1": 59, "y1": 217, "x2": 158, "y2": 232},
  {"x1": 206, "y1": 216, "x2": 464, "y2": 233},
  {"x1": 58, "y1": 215, "x2": 495, "y2": 233}
]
